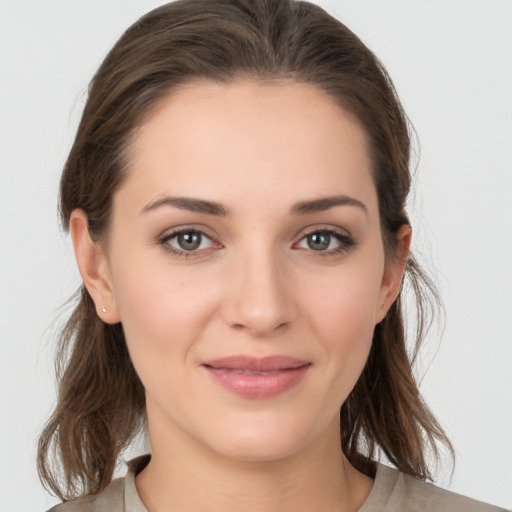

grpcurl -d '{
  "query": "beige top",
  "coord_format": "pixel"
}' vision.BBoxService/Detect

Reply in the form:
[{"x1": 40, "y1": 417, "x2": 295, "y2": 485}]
[{"x1": 48, "y1": 456, "x2": 509, "y2": 512}]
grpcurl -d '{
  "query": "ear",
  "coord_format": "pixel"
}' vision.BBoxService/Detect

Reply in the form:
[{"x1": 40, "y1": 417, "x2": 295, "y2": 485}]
[
  {"x1": 69, "y1": 209, "x2": 120, "y2": 324},
  {"x1": 375, "y1": 224, "x2": 412, "y2": 323}
]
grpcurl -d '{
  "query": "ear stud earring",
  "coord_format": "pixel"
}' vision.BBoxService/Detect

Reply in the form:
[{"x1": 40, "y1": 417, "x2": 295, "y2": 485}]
[{"x1": 101, "y1": 307, "x2": 107, "y2": 313}]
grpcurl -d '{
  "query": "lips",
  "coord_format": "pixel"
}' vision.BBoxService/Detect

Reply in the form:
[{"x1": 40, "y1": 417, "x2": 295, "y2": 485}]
[{"x1": 201, "y1": 355, "x2": 311, "y2": 399}]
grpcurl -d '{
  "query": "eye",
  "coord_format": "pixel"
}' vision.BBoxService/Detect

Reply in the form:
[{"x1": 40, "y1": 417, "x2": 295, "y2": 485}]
[
  {"x1": 159, "y1": 228, "x2": 216, "y2": 255},
  {"x1": 295, "y1": 229, "x2": 355, "y2": 254}
]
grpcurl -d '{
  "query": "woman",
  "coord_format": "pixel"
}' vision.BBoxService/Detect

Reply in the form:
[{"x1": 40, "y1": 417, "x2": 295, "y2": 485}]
[{"x1": 37, "y1": 0, "x2": 508, "y2": 511}]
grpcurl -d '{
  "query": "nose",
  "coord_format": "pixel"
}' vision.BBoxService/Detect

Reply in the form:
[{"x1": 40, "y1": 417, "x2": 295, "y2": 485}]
[{"x1": 222, "y1": 247, "x2": 297, "y2": 337}]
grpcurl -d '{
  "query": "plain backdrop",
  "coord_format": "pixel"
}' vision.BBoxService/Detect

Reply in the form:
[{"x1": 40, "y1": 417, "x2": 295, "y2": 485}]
[{"x1": 1, "y1": 1, "x2": 511, "y2": 510}]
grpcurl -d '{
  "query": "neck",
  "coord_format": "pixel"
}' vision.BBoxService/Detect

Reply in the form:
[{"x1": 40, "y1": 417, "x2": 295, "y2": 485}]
[{"x1": 135, "y1": 414, "x2": 373, "y2": 512}]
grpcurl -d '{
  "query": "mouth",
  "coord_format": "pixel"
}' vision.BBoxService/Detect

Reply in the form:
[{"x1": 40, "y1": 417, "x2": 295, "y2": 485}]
[{"x1": 201, "y1": 355, "x2": 311, "y2": 399}]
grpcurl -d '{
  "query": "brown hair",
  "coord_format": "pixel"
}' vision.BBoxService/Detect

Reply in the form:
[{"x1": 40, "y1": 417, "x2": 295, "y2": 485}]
[{"x1": 38, "y1": 0, "x2": 453, "y2": 501}]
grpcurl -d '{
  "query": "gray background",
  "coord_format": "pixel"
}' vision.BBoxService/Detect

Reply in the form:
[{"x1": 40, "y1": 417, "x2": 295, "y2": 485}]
[{"x1": 1, "y1": 0, "x2": 511, "y2": 510}]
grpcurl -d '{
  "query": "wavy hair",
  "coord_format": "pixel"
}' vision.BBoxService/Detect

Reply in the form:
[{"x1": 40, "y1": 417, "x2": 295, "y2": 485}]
[{"x1": 38, "y1": 0, "x2": 453, "y2": 500}]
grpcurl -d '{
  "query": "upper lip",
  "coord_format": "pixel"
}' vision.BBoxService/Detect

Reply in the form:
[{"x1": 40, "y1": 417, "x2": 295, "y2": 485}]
[{"x1": 201, "y1": 355, "x2": 310, "y2": 371}]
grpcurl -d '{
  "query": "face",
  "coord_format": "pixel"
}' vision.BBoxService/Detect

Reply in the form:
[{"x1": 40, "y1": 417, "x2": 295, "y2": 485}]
[{"x1": 78, "y1": 80, "x2": 407, "y2": 463}]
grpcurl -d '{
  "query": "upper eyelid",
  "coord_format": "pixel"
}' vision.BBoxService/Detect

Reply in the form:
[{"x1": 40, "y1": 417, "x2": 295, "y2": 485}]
[
  {"x1": 293, "y1": 224, "x2": 352, "y2": 240},
  {"x1": 159, "y1": 225, "x2": 220, "y2": 242},
  {"x1": 294, "y1": 229, "x2": 353, "y2": 246},
  {"x1": 156, "y1": 224, "x2": 353, "y2": 246},
  {"x1": 158, "y1": 228, "x2": 220, "y2": 258},
  {"x1": 157, "y1": 228, "x2": 222, "y2": 257}
]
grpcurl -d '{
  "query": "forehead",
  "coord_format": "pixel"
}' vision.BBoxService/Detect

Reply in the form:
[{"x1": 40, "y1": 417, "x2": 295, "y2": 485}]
[{"x1": 122, "y1": 79, "x2": 377, "y2": 214}]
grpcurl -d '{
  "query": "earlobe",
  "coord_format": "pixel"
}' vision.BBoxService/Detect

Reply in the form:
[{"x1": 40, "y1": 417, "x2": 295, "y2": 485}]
[
  {"x1": 69, "y1": 209, "x2": 120, "y2": 324},
  {"x1": 376, "y1": 224, "x2": 412, "y2": 323}
]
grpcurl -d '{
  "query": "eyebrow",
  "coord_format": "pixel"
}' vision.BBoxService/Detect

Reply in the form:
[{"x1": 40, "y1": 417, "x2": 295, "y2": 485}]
[
  {"x1": 142, "y1": 196, "x2": 230, "y2": 216},
  {"x1": 291, "y1": 195, "x2": 367, "y2": 215},
  {"x1": 141, "y1": 194, "x2": 367, "y2": 217}
]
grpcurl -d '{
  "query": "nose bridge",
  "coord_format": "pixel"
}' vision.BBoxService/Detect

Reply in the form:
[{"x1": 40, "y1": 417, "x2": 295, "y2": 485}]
[{"x1": 223, "y1": 239, "x2": 294, "y2": 336}]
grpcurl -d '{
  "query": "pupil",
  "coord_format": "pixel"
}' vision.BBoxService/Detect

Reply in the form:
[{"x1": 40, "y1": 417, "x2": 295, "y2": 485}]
[
  {"x1": 178, "y1": 232, "x2": 201, "y2": 250},
  {"x1": 308, "y1": 233, "x2": 330, "y2": 251}
]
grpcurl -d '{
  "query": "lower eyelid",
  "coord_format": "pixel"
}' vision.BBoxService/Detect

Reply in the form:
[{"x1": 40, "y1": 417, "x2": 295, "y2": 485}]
[
  {"x1": 158, "y1": 227, "x2": 354, "y2": 255},
  {"x1": 158, "y1": 227, "x2": 225, "y2": 258},
  {"x1": 294, "y1": 230, "x2": 356, "y2": 252}
]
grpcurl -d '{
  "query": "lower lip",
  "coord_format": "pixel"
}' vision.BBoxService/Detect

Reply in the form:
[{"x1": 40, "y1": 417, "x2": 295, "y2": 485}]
[{"x1": 203, "y1": 365, "x2": 311, "y2": 399}]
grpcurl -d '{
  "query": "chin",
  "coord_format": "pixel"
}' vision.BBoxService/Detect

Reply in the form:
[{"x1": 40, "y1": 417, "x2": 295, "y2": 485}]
[
  {"x1": 212, "y1": 435, "x2": 304, "y2": 463},
  {"x1": 200, "y1": 410, "x2": 336, "y2": 463}
]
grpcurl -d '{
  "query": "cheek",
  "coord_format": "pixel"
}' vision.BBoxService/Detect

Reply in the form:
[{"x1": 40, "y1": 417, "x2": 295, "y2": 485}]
[
  {"x1": 108, "y1": 252, "x2": 221, "y2": 378},
  {"x1": 307, "y1": 254, "x2": 383, "y2": 336},
  {"x1": 316, "y1": 283, "x2": 377, "y2": 360},
  {"x1": 303, "y1": 257, "x2": 384, "y2": 387}
]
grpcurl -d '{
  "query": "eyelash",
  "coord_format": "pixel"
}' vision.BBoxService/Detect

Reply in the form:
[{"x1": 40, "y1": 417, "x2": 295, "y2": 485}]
[
  {"x1": 158, "y1": 228, "x2": 217, "y2": 258},
  {"x1": 157, "y1": 227, "x2": 356, "y2": 259},
  {"x1": 297, "y1": 228, "x2": 356, "y2": 257}
]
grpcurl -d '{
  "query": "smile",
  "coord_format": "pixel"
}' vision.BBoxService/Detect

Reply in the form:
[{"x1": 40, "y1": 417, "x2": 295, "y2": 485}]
[{"x1": 201, "y1": 355, "x2": 311, "y2": 399}]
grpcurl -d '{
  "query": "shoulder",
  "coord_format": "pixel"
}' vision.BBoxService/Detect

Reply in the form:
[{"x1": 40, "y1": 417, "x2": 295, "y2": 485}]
[
  {"x1": 45, "y1": 455, "x2": 150, "y2": 512},
  {"x1": 46, "y1": 478, "x2": 125, "y2": 512},
  {"x1": 370, "y1": 464, "x2": 509, "y2": 512}
]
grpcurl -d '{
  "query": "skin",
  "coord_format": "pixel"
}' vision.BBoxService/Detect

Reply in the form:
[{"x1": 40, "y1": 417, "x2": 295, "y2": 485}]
[{"x1": 71, "y1": 80, "x2": 410, "y2": 512}]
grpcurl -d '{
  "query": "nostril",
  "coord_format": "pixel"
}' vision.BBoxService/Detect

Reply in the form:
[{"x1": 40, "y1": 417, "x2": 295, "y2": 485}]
[
  {"x1": 229, "y1": 320, "x2": 290, "y2": 337},
  {"x1": 221, "y1": 269, "x2": 297, "y2": 336}
]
